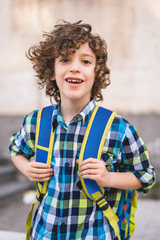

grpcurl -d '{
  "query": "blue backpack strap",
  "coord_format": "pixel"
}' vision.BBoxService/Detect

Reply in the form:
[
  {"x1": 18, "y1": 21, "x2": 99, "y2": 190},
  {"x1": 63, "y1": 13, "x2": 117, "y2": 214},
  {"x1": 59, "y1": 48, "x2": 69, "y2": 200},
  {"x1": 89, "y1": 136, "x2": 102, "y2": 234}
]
[
  {"x1": 79, "y1": 105, "x2": 116, "y2": 199},
  {"x1": 35, "y1": 105, "x2": 56, "y2": 199},
  {"x1": 79, "y1": 105, "x2": 121, "y2": 240}
]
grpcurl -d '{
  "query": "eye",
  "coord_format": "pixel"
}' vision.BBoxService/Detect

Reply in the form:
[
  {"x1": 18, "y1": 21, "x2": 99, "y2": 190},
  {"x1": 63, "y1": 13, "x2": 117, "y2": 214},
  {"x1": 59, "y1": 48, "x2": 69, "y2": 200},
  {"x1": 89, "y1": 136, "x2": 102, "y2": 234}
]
[
  {"x1": 60, "y1": 58, "x2": 70, "y2": 63},
  {"x1": 82, "y1": 59, "x2": 91, "y2": 64}
]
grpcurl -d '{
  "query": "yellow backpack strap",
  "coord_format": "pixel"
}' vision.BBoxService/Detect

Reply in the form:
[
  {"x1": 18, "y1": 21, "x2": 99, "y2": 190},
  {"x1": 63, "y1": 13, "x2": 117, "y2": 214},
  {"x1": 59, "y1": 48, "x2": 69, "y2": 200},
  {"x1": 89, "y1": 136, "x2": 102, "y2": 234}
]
[
  {"x1": 92, "y1": 191, "x2": 121, "y2": 240},
  {"x1": 129, "y1": 190, "x2": 137, "y2": 236},
  {"x1": 26, "y1": 105, "x2": 55, "y2": 240},
  {"x1": 35, "y1": 106, "x2": 55, "y2": 199},
  {"x1": 26, "y1": 199, "x2": 39, "y2": 240},
  {"x1": 79, "y1": 106, "x2": 120, "y2": 240}
]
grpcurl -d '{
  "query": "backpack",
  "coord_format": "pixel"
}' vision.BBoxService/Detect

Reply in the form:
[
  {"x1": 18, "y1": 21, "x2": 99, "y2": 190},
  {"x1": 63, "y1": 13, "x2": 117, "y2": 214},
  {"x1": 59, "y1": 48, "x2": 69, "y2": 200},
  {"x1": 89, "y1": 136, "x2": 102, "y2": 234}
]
[{"x1": 26, "y1": 105, "x2": 137, "y2": 240}]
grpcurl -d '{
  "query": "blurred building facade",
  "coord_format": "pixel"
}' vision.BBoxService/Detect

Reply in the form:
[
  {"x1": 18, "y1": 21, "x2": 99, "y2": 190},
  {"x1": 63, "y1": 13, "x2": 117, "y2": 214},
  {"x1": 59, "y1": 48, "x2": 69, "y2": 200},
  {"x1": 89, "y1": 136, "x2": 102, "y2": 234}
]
[
  {"x1": 1, "y1": 0, "x2": 160, "y2": 115},
  {"x1": 0, "y1": 0, "x2": 160, "y2": 182}
]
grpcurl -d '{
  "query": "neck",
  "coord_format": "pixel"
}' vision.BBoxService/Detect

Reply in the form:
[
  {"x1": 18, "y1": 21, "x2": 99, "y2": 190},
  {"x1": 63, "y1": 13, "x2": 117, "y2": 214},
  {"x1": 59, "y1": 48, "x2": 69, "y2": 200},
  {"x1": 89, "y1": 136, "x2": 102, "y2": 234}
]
[{"x1": 60, "y1": 98, "x2": 90, "y2": 123}]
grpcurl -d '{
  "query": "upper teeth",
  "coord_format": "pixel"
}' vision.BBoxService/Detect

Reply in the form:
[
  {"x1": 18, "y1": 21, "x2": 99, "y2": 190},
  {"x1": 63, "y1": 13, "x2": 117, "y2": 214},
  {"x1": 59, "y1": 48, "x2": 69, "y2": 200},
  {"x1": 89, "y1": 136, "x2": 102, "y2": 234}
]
[{"x1": 66, "y1": 79, "x2": 83, "y2": 83}]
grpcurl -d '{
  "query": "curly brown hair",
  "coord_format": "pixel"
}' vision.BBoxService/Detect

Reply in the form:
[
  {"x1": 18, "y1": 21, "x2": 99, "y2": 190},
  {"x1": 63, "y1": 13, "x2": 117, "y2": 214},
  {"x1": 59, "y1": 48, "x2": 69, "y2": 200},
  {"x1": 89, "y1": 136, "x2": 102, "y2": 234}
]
[{"x1": 26, "y1": 20, "x2": 110, "y2": 102}]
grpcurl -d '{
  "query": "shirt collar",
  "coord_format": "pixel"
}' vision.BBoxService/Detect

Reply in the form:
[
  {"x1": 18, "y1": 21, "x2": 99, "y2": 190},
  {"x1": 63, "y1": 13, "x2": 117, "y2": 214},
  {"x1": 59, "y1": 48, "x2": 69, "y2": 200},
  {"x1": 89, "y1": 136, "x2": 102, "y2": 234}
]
[
  {"x1": 52, "y1": 99, "x2": 96, "y2": 129},
  {"x1": 72, "y1": 98, "x2": 96, "y2": 126}
]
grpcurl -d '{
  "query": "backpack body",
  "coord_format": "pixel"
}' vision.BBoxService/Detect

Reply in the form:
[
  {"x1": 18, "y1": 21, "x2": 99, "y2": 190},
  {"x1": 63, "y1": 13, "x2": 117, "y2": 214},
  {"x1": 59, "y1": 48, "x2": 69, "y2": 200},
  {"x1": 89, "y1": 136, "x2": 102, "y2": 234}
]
[{"x1": 26, "y1": 104, "x2": 137, "y2": 240}]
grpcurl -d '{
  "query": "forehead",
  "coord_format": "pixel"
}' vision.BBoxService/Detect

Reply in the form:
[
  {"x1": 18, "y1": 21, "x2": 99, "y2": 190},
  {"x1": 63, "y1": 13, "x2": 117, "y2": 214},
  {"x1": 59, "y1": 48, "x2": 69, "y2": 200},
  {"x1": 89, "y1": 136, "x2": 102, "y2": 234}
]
[
  {"x1": 58, "y1": 42, "x2": 96, "y2": 59},
  {"x1": 76, "y1": 43, "x2": 95, "y2": 57}
]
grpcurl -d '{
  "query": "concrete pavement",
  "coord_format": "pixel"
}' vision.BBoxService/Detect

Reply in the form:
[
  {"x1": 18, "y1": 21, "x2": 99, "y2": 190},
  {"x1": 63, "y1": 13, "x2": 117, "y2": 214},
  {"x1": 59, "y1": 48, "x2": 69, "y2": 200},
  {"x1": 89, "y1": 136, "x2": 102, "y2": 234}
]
[
  {"x1": 0, "y1": 231, "x2": 25, "y2": 240},
  {"x1": 133, "y1": 198, "x2": 160, "y2": 240}
]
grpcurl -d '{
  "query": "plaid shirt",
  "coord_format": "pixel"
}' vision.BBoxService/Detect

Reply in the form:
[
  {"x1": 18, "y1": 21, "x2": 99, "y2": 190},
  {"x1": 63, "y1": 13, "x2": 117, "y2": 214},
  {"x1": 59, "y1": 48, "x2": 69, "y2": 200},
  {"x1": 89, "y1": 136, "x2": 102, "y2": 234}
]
[{"x1": 9, "y1": 99, "x2": 155, "y2": 240}]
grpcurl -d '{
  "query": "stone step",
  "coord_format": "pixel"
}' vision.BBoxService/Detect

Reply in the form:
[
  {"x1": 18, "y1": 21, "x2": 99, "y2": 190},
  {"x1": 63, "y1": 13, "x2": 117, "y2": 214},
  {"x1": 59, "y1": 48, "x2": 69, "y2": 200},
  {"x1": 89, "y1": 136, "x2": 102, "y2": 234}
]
[
  {"x1": 0, "y1": 164, "x2": 17, "y2": 183},
  {"x1": 0, "y1": 230, "x2": 25, "y2": 240},
  {"x1": 0, "y1": 180, "x2": 32, "y2": 206}
]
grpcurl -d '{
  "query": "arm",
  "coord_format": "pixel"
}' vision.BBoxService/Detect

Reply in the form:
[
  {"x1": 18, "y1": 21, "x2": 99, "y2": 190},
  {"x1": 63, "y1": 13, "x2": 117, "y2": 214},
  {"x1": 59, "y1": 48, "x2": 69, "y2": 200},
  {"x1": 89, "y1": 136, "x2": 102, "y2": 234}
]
[
  {"x1": 77, "y1": 158, "x2": 142, "y2": 190},
  {"x1": 78, "y1": 119, "x2": 155, "y2": 192},
  {"x1": 9, "y1": 111, "x2": 53, "y2": 182},
  {"x1": 11, "y1": 155, "x2": 53, "y2": 182}
]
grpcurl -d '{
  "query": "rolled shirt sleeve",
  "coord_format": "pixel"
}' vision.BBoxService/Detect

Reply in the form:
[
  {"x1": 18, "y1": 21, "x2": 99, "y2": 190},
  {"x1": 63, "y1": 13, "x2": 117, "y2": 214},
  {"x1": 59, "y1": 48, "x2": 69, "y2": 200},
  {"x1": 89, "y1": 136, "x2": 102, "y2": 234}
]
[
  {"x1": 9, "y1": 110, "x2": 38, "y2": 160},
  {"x1": 121, "y1": 123, "x2": 155, "y2": 193}
]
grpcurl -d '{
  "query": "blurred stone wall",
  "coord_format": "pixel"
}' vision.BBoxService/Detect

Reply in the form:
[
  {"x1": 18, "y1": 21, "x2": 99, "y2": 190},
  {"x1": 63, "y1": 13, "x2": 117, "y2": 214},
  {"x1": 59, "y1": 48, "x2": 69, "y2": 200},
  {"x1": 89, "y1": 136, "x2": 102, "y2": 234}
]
[{"x1": 0, "y1": 0, "x2": 160, "y2": 114}]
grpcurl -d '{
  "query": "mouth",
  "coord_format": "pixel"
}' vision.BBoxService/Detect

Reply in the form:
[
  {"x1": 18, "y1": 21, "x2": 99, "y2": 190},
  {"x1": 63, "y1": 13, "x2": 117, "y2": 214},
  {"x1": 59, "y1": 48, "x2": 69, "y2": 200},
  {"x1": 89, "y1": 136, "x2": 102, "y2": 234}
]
[{"x1": 65, "y1": 78, "x2": 84, "y2": 84}]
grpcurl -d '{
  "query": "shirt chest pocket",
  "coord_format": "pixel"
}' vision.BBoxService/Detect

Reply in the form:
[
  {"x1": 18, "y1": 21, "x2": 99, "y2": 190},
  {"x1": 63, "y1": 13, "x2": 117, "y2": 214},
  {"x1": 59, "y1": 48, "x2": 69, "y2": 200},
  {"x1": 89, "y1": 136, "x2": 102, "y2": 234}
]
[
  {"x1": 101, "y1": 152, "x2": 114, "y2": 172},
  {"x1": 75, "y1": 171, "x2": 83, "y2": 191}
]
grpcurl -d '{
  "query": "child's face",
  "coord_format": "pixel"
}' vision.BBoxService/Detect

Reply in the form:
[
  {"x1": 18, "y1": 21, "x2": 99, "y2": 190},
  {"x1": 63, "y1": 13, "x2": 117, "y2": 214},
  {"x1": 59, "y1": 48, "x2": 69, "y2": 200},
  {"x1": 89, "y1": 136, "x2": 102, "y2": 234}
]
[{"x1": 52, "y1": 43, "x2": 96, "y2": 105}]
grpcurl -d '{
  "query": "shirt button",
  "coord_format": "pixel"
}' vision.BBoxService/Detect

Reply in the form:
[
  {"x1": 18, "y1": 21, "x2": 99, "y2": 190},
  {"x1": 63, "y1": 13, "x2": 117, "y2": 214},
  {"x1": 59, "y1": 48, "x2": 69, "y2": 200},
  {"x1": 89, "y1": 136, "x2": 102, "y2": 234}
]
[
  {"x1": 74, "y1": 116, "x2": 79, "y2": 121},
  {"x1": 61, "y1": 222, "x2": 65, "y2": 228},
  {"x1": 68, "y1": 135, "x2": 72, "y2": 140},
  {"x1": 65, "y1": 192, "x2": 69, "y2": 198},
  {"x1": 65, "y1": 162, "x2": 70, "y2": 167}
]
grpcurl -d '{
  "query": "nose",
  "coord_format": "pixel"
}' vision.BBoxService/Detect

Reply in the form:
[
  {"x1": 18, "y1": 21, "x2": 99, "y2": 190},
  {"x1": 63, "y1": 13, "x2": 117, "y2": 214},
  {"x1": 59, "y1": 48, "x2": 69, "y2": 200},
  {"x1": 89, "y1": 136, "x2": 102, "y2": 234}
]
[{"x1": 69, "y1": 59, "x2": 80, "y2": 73}]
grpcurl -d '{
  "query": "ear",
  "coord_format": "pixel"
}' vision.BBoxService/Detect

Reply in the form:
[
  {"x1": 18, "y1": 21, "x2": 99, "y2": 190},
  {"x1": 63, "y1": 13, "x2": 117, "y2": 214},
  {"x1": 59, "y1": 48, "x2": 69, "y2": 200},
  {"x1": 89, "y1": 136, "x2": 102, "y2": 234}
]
[{"x1": 50, "y1": 76, "x2": 56, "y2": 81}]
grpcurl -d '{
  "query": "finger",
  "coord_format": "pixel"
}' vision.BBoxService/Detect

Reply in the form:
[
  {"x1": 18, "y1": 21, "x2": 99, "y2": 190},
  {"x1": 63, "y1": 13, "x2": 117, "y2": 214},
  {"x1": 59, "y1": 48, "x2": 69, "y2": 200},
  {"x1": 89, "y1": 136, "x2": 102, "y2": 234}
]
[
  {"x1": 79, "y1": 163, "x2": 99, "y2": 171},
  {"x1": 29, "y1": 167, "x2": 53, "y2": 174},
  {"x1": 29, "y1": 171, "x2": 53, "y2": 179},
  {"x1": 80, "y1": 173, "x2": 99, "y2": 181},
  {"x1": 80, "y1": 158, "x2": 99, "y2": 166},
  {"x1": 80, "y1": 169, "x2": 98, "y2": 176},
  {"x1": 30, "y1": 162, "x2": 52, "y2": 169},
  {"x1": 31, "y1": 175, "x2": 53, "y2": 182}
]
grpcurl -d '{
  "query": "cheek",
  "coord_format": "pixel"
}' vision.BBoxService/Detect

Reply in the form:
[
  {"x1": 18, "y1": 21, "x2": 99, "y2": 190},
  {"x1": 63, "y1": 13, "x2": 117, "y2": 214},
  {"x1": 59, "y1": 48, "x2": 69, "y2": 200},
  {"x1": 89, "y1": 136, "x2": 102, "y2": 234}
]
[
  {"x1": 91, "y1": 71, "x2": 96, "y2": 85},
  {"x1": 54, "y1": 68, "x2": 62, "y2": 82}
]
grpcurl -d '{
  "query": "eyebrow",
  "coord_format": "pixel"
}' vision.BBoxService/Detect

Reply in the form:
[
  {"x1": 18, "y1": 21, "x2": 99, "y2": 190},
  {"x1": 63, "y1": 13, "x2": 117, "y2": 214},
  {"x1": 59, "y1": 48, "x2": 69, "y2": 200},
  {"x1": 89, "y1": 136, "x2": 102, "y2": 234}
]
[
  {"x1": 58, "y1": 53, "x2": 95, "y2": 59},
  {"x1": 80, "y1": 53, "x2": 95, "y2": 59}
]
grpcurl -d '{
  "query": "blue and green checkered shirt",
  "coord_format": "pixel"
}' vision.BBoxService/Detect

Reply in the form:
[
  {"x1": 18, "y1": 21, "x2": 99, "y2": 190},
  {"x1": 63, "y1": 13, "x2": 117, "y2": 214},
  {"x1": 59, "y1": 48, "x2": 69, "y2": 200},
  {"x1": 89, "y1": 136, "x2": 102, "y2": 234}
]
[{"x1": 9, "y1": 99, "x2": 155, "y2": 240}]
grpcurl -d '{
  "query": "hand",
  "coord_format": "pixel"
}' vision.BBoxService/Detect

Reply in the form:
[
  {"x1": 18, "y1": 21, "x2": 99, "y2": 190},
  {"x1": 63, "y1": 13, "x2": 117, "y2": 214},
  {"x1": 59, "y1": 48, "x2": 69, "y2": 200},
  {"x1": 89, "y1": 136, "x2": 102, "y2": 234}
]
[
  {"x1": 77, "y1": 158, "x2": 110, "y2": 188},
  {"x1": 27, "y1": 161, "x2": 53, "y2": 182}
]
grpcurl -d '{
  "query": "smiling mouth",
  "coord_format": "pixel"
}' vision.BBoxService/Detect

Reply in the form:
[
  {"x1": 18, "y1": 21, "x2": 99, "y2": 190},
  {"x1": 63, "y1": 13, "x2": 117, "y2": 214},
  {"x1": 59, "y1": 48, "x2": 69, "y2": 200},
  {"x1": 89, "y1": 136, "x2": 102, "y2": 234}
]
[{"x1": 65, "y1": 78, "x2": 84, "y2": 84}]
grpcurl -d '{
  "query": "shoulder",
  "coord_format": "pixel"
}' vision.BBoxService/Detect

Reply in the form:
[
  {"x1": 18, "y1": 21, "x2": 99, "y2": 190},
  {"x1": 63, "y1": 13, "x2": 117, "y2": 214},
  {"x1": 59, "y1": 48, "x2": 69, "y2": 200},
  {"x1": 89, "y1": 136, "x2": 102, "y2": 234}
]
[
  {"x1": 113, "y1": 114, "x2": 130, "y2": 125},
  {"x1": 112, "y1": 114, "x2": 141, "y2": 146},
  {"x1": 109, "y1": 112, "x2": 139, "y2": 142},
  {"x1": 111, "y1": 113, "x2": 130, "y2": 132},
  {"x1": 23, "y1": 105, "x2": 56, "y2": 126},
  {"x1": 23, "y1": 109, "x2": 39, "y2": 127}
]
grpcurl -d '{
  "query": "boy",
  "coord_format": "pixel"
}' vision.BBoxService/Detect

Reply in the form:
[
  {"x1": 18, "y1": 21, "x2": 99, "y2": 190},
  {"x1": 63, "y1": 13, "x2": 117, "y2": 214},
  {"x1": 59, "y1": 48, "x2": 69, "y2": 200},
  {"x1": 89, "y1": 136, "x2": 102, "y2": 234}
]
[{"x1": 9, "y1": 20, "x2": 155, "y2": 240}]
